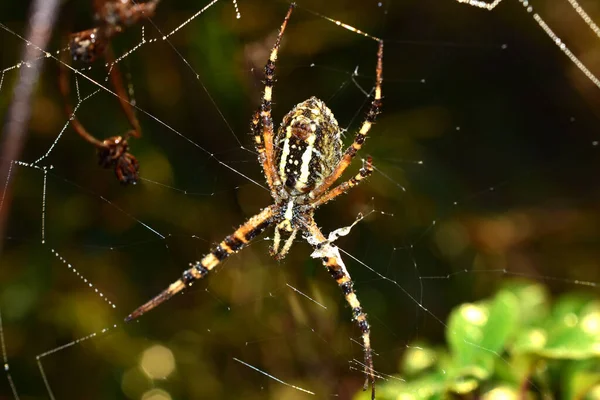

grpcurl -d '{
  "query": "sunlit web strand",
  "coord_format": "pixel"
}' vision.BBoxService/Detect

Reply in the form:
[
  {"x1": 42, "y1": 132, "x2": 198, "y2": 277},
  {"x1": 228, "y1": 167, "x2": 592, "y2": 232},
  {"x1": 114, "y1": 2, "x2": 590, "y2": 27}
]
[
  {"x1": 455, "y1": 0, "x2": 502, "y2": 10},
  {"x1": 37, "y1": 325, "x2": 118, "y2": 359},
  {"x1": 159, "y1": 0, "x2": 219, "y2": 39},
  {"x1": 533, "y1": 12, "x2": 600, "y2": 89},
  {"x1": 419, "y1": 268, "x2": 598, "y2": 288},
  {"x1": 232, "y1": 0, "x2": 241, "y2": 19},
  {"x1": 350, "y1": 359, "x2": 402, "y2": 383},
  {"x1": 233, "y1": 357, "x2": 316, "y2": 395},
  {"x1": 459, "y1": 0, "x2": 600, "y2": 41},
  {"x1": 105, "y1": 26, "x2": 146, "y2": 74},
  {"x1": 0, "y1": 160, "x2": 13, "y2": 215},
  {"x1": 33, "y1": 89, "x2": 100, "y2": 165},
  {"x1": 36, "y1": 359, "x2": 55, "y2": 400},
  {"x1": 13, "y1": 161, "x2": 166, "y2": 240},
  {"x1": 297, "y1": 3, "x2": 381, "y2": 42},
  {"x1": 50, "y1": 248, "x2": 117, "y2": 308},
  {"x1": 8, "y1": 163, "x2": 117, "y2": 307},
  {"x1": 140, "y1": 175, "x2": 261, "y2": 198},
  {"x1": 0, "y1": 49, "x2": 54, "y2": 94},
  {"x1": 337, "y1": 246, "x2": 448, "y2": 328},
  {"x1": 0, "y1": 309, "x2": 20, "y2": 400},
  {"x1": 456, "y1": 0, "x2": 600, "y2": 90},
  {"x1": 36, "y1": 325, "x2": 118, "y2": 400},
  {"x1": 141, "y1": 0, "x2": 244, "y2": 149},
  {"x1": 41, "y1": 168, "x2": 47, "y2": 243},
  {"x1": 0, "y1": 22, "x2": 264, "y2": 193},
  {"x1": 286, "y1": 283, "x2": 328, "y2": 309},
  {"x1": 565, "y1": 0, "x2": 600, "y2": 39}
]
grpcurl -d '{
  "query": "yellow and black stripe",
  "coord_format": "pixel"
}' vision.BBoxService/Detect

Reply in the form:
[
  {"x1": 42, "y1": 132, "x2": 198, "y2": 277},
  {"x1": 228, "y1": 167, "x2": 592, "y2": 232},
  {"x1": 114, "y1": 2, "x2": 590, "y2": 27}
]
[
  {"x1": 321, "y1": 252, "x2": 375, "y2": 399},
  {"x1": 250, "y1": 110, "x2": 280, "y2": 194},
  {"x1": 305, "y1": 220, "x2": 376, "y2": 399},
  {"x1": 311, "y1": 156, "x2": 373, "y2": 208},
  {"x1": 258, "y1": 3, "x2": 295, "y2": 192},
  {"x1": 308, "y1": 40, "x2": 383, "y2": 201},
  {"x1": 125, "y1": 206, "x2": 276, "y2": 322}
]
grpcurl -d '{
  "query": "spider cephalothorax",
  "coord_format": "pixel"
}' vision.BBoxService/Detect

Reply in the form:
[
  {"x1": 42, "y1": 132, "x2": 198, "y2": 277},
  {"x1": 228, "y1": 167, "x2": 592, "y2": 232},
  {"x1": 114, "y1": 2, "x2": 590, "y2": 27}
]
[{"x1": 127, "y1": 4, "x2": 383, "y2": 399}]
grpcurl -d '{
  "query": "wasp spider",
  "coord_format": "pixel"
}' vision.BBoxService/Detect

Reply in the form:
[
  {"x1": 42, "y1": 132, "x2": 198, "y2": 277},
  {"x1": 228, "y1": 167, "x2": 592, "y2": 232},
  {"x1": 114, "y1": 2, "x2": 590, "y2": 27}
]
[{"x1": 126, "y1": 4, "x2": 383, "y2": 398}]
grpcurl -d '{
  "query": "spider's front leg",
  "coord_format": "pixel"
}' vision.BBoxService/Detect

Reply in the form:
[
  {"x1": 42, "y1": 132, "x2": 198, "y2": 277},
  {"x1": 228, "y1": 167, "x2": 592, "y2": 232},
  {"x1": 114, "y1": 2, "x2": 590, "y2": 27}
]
[
  {"x1": 310, "y1": 157, "x2": 373, "y2": 208},
  {"x1": 125, "y1": 206, "x2": 276, "y2": 321},
  {"x1": 250, "y1": 4, "x2": 295, "y2": 197},
  {"x1": 304, "y1": 218, "x2": 376, "y2": 399},
  {"x1": 308, "y1": 40, "x2": 383, "y2": 201}
]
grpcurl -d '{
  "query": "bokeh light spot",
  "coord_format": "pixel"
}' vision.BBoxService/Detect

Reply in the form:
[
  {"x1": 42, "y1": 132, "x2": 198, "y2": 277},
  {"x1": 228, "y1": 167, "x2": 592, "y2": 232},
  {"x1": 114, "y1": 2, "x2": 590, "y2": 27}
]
[
  {"x1": 140, "y1": 345, "x2": 176, "y2": 379},
  {"x1": 141, "y1": 388, "x2": 172, "y2": 400}
]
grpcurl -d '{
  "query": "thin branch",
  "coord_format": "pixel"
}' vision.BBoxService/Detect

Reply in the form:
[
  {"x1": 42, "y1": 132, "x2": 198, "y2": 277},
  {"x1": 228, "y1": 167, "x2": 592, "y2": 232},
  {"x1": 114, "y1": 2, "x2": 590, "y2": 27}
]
[{"x1": 0, "y1": 0, "x2": 61, "y2": 253}]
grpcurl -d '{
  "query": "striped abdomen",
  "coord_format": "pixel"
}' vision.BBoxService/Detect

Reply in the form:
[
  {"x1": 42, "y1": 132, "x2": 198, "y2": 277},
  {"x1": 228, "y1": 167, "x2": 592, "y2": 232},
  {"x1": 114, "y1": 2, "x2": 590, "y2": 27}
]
[{"x1": 275, "y1": 97, "x2": 342, "y2": 195}]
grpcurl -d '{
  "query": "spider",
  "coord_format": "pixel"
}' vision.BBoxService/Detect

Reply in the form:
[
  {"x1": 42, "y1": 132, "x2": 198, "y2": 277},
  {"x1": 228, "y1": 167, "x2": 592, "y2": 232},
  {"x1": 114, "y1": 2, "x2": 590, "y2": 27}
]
[
  {"x1": 61, "y1": 0, "x2": 159, "y2": 184},
  {"x1": 126, "y1": 4, "x2": 383, "y2": 398}
]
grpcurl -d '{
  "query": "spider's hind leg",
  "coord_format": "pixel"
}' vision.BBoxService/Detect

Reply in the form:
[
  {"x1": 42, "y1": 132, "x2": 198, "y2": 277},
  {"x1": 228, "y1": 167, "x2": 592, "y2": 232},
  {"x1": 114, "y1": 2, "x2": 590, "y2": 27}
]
[{"x1": 305, "y1": 220, "x2": 376, "y2": 399}]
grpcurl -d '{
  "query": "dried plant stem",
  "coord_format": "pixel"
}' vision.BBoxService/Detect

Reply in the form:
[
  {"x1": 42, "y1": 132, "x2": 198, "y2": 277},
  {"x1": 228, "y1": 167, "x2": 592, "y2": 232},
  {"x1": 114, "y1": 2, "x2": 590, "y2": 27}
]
[{"x1": 0, "y1": 0, "x2": 61, "y2": 253}]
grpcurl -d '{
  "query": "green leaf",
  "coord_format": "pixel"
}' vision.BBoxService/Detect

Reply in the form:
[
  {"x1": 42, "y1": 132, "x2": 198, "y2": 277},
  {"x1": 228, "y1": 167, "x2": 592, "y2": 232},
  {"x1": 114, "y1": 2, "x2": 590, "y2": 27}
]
[
  {"x1": 512, "y1": 327, "x2": 547, "y2": 354},
  {"x1": 562, "y1": 359, "x2": 600, "y2": 400},
  {"x1": 481, "y1": 290, "x2": 520, "y2": 352},
  {"x1": 390, "y1": 372, "x2": 446, "y2": 400},
  {"x1": 501, "y1": 280, "x2": 549, "y2": 327},
  {"x1": 446, "y1": 290, "x2": 519, "y2": 383},
  {"x1": 480, "y1": 384, "x2": 535, "y2": 400},
  {"x1": 447, "y1": 375, "x2": 480, "y2": 394},
  {"x1": 585, "y1": 384, "x2": 600, "y2": 400},
  {"x1": 540, "y1": 298, "x2": 600, "y2": 359},
  {"x1": 447, "y1": 301, "x2": 491, "y2": 368}
]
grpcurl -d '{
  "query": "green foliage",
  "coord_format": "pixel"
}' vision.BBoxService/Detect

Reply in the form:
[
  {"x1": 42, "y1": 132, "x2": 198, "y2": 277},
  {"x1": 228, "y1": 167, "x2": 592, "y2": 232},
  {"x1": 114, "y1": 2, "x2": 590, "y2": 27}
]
[{"x1": 355, "y1": 281, "x2": 600, "y2": 400}]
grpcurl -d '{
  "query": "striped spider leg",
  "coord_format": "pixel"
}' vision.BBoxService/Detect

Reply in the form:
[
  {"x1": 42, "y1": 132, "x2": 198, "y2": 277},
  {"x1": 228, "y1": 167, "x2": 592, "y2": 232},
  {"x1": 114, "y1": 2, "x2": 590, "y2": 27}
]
[
  {"x1": 127, "y1": 4, "x2": 383, "y2": 399},
  {"x1": 303, "y1": 215, "x2": 375, "y2": 396},
  {"x1": 59, "y1": 47, "x2": 141, "y2": 184},
  {"x1": 125, "y1": 205, "x2": 277, "y2": 321}
]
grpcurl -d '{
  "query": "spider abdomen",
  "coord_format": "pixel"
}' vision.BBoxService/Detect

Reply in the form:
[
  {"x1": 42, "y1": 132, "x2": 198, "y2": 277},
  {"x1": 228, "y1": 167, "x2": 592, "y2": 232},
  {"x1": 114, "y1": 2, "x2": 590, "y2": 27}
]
[{"x1": 275, "y1": 97, "x2": 342, "y2": 194}]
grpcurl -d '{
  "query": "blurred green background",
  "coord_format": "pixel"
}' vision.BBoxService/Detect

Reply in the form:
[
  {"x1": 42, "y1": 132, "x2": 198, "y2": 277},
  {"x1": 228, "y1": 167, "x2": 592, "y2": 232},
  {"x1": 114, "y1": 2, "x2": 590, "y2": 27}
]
[{"x1": 0, "y1": 0, "x2": 599, "y2": 399}]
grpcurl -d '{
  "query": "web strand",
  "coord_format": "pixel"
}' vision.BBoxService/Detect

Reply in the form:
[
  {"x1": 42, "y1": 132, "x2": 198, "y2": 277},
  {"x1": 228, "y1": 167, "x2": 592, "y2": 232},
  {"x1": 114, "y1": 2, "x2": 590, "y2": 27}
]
[
  {"x1": 456, "y1": 0, "x2": 600, "y2": 89},
  {"x1": 0, "y1": 309, "x2": 20, "y2": 400},
  {"x1": 0, "y1": 2, "x2": 598, "y2": 399}
]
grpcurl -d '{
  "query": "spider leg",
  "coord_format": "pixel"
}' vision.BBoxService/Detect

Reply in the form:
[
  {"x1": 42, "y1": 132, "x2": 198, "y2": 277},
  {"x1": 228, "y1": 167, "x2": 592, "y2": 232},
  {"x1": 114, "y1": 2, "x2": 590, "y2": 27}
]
[
  {"x1": 304, "y1": 218, "x2": 376, "y2": 399},
  {"x1": 310, "y1": 156, "x2": 373, "y2": 208},
  {"x1": 259, "y1": 3, "x2": 296, "y2": 192},
  {"x1": 251, "y1": 110, "x2": 278, "y2": 194},
  {"x1": 125, "y1": 206, "x2": 276, "y2": 322},
  {"x1": 308, "y1": 40, "x2": 383, "y2": 201}
]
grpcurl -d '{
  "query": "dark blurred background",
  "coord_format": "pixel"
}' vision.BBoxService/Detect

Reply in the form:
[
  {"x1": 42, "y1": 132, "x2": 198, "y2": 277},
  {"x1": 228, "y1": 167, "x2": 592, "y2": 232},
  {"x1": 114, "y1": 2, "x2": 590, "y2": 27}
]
[{"x1": 0, "y1": 0, "x2": 599, "y2": 399}]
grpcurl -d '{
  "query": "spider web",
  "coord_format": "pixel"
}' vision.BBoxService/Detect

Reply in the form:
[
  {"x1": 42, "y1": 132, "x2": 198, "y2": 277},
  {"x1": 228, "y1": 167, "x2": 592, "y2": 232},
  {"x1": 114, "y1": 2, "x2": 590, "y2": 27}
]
[{"x1": 0, "y1": 0, "x2": 599, "y2": 399}]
